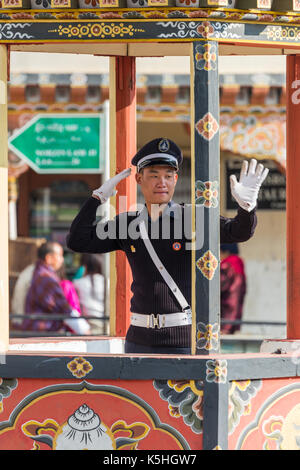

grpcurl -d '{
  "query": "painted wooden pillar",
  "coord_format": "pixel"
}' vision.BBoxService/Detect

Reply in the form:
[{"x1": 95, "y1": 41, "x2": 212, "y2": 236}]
[
  {"x1": 0, "y1": 45, "x2": 9, "y2": 352},
  {"x1": 109, "y1": 57, "x2": 136, "y2": 337},
  {"x1": 190, "y1": 41, "x2": 220, "y2": 355},
  {"x1": 286, "y1": 55, "x2": 300, "y2": 339},
  {"x1": 203, "y1": 359, "x2": 229, "y2": 450}
]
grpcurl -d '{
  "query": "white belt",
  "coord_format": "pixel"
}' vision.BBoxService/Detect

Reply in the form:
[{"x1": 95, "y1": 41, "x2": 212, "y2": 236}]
[{"x1": 131, "y1": 311, "x2": 192, "y2": 329}]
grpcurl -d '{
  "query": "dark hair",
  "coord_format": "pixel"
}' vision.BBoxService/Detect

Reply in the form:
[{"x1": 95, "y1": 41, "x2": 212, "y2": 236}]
[
  {"x1": 80, "y1": 253, "x2": 103, "y2": 275},
  {"x1": 80, "y1": 254, "x2": 103, "y2": 295},
  {"x1": 220, "y1": 243, "x2": 239, "y2": 255},
  {"x1": 56, "y1": 264, "x2": 67, "y2": 280},
  {"x1": 37, "y1": 242, "x2": 60, "y2": 260}
]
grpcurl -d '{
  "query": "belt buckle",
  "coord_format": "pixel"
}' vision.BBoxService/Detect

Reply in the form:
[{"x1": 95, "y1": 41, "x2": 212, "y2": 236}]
[
  {"x1": 151, "y1": 314, "x2": 160, "y2": 329},
  {"x1": 149, "y1": 313, "x2": 165, "y2": 329}
]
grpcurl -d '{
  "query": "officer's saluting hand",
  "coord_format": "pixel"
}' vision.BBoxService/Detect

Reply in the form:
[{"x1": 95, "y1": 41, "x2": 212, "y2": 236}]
[{"x1": 92, "y1": 168, "x2": 132, "y2": 203}]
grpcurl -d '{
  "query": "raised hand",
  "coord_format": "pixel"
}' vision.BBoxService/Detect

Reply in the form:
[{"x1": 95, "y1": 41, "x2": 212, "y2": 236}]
[
  {"x1": 92, "y1": 168, "x2": 131, "y2": 203},
  {"x1": 230, "y1": 159, "x2": 269, "y2": 212}
]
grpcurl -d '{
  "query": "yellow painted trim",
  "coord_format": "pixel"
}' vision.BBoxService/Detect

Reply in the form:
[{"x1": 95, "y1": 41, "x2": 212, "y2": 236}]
[
  {"x1": 2, "y1": 16, "x2": 300, "y2": 26},
  {"x1": 2, "y1": 14, "x2": 300, "y2": 28},
  {"x1": 190, "y1": 43, "x2": 196, "y2": 356},
  {"x1": 1, "y1": 6, "x2": 300, "y2": 15},
  {"x1": 0, "y1": 168, "x2": 9, "y2": 352},
  {"x1": 109, "y1": 57, "x2": 117, "y2": 337},
  {"x1": 0, "y1": 46, "x2": 9, "y2": 351},
  {"x1": 0, "y1": 46, "x2": 7, "y2": 169}
]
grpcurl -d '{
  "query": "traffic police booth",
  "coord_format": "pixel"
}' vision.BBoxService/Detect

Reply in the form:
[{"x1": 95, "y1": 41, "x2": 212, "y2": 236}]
[{"x1": 0, "y1": 0, "x2": 300, "y2": 450}]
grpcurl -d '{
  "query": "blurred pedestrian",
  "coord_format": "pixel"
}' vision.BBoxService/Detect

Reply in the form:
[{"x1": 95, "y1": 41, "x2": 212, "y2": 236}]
[
  {"x1": 11, "y1": 263, "x2": 35, "y2": 327},
  {"x1": 56, "y1": 264, "x2": 82, "y2": 315},
  {"x1": 22, "y1": 242, "x2": 90, "y2": 335},
  {"x1": 73, "y1": 253, "x2": 105, "y2": 335},
  {"x1": 220, "y1": 243, "x2": 246, "y2": 335}
]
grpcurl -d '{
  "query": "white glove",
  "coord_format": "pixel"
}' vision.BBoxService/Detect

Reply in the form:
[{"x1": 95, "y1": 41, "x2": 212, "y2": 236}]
[
  {"x1": 64, "y1": 309, "x2": 91, "y2": 335},
  {"x1": 230, "y1": 159, "x2": 269, "y2": 212},
  {"x1": 92, "y1": 168, "x2": 131, "y2": 203}
]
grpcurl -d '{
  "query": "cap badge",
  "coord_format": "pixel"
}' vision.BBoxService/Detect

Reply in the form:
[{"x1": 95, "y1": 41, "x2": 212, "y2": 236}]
[{"x1": 158, "y1": 139, "x2": 170, "y2": 153}]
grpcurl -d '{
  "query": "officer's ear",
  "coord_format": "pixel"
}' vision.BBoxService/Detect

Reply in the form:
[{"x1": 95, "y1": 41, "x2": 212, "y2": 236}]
[{"x1": 135, "y1": 171, "x2": 143, "y2": 185}]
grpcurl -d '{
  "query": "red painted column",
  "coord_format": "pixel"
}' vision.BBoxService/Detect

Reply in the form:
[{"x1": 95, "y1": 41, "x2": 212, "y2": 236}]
[
  {"x1": 286, "y1": 55, "x2": 300, "y2": 339},
  {"x1": 114, "y1": 56, "x2": 136, "y2": 337}
]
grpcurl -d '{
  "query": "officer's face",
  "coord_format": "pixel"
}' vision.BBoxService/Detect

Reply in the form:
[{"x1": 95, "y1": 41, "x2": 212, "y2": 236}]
[{"x1": 135, "y1": 165, "x2": 178, "y2": 205}]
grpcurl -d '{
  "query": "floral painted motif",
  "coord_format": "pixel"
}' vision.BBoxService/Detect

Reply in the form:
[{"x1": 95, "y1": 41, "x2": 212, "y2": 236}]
[
  {"x1": 195, "y1": 43, "x2": 217, "y2": 72},
  {"x1": 67, "y1": 357, "x2": 93, "y2": 378},
  {"x1": 196, "y1": 322, "x2": 219, "y2": 351},
  {"x1": 126, "y1": 0, "x2": 148, "y2": 6},
  {"x1": 196, "y1": 250, "x2": 218, "y2": 280},
  {"x1": 168, "y1": 404, "x2": 181, "y2": 418},
  {"x1": 195, "y1": 112, "x2": 219, "y2": 141},
  {"x1": 57, "y1": 22, "x2": 140, "y2": 39},
  {"x1": 0, "y1": 379, "x2": 18, "y2": 413},
  {"x1": 2, "y1": 0, "x2": 22, "y2": 5},
  {"x1": 228, "y1": 380, "x2": 262, "y2": 435},
  {"x1": 206, "y1": 359, "x2": 227, "y2": 384},
  {"x1": 154, "y1": 379, "x2": 204, "y2": 434},
  {"x1": 11, "y1": 12, "x2": 33, "y2": 19},
  {"x1": 262, "y1": 415, "x2": 285, "y2": 450},
  {"x1": 196, "y1": 21, "x2": 214, "y2": 39},
  {"x1": 257, "y1": 0, "x2": 271, "y2": 8},
  {"x1": 195, "y1": 180, "x2": 218, "y2": 208},
  {"x1": 81, "y1": 0, "x2": 100, "y2": 7},
  {"x1": 32, "y1": 0, "x2": 51, "y2": 7},
  {"x1": 176, "y1": 0, "x2": 199, "y2": 6},
  {"x1": 235, "y1": 382, "x2": 300, "y2": 450}
]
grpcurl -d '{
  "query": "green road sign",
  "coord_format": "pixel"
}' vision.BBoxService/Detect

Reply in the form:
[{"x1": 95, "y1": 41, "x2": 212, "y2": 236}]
[{"x1": 8, "y1": 113, "x2": 105, "y2": 174}]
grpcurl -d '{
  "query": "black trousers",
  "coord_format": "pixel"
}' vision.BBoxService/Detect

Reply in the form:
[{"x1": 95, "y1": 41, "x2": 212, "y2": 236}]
[{"x1": 125, "y1": 340, "x2": 191, "y2": 355}]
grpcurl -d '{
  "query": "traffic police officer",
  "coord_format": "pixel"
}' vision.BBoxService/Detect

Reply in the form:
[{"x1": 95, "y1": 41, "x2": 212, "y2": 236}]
[{"x1": 66, "y1": 138, "x2": 268, "y2": 354}]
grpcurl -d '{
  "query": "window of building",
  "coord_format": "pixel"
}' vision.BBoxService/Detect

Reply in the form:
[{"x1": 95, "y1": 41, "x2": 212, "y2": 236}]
[
  {"x1": 55, "y1": 85, "x2": 71, "y2": 103},
  {"x1": 25, "y1": 85, "x2": 41, "y2": 103},
  {"x1": 86, "y1": 85, "x2": 101, "y2": 103},
  {"x1": 145, "y1": 86, "x2": 162, "y2": 104}
]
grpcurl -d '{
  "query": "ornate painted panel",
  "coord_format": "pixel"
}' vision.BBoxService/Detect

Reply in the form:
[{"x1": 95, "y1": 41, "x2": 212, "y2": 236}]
[
  {"x1": 0, "y1": 373, "x2": 204, "y2": 450},
  {"x1": 228, "y1": 378, "x2": 300, "y2": 450},
  {"x1": 2, "y1": 18, "x2": 300, "y2": 45}
]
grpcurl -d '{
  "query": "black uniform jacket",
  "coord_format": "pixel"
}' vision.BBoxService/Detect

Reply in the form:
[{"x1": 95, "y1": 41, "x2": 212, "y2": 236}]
[{"x1": 66, "y1": 197, "x2": 257, "y2": 347}]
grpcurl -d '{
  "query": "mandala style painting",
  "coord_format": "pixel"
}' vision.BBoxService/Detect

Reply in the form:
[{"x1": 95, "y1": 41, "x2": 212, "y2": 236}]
[{"x1": 0, "y1": 378, "x2": 197, "y2": 450}]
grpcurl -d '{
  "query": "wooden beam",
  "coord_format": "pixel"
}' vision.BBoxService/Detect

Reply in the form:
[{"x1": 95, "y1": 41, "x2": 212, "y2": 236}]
[
  {"x1": 203, "y1": 379, "x2": 229, "y2": 450},
  {"x1": 286, "y1": 55, "x2": 300, "y2": 339},
  {"x1": 109, "y1": 57, "x2": 136, "y2": 338},
  {"x1": 0, "y1": 44, "x2": 9, "y2": 352},
  {"x1": 219, "y1": 45, "x2": 283, "y2": 55},
  {"x1": 11, "y1": 43, "x2": 128, "y2": 56},
  {"x1": 128, "y1": 43, "x2": 190, "y2": 57},
  {"x1": 10, "y1": 42, "x2": 286, "y2": 57}
]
